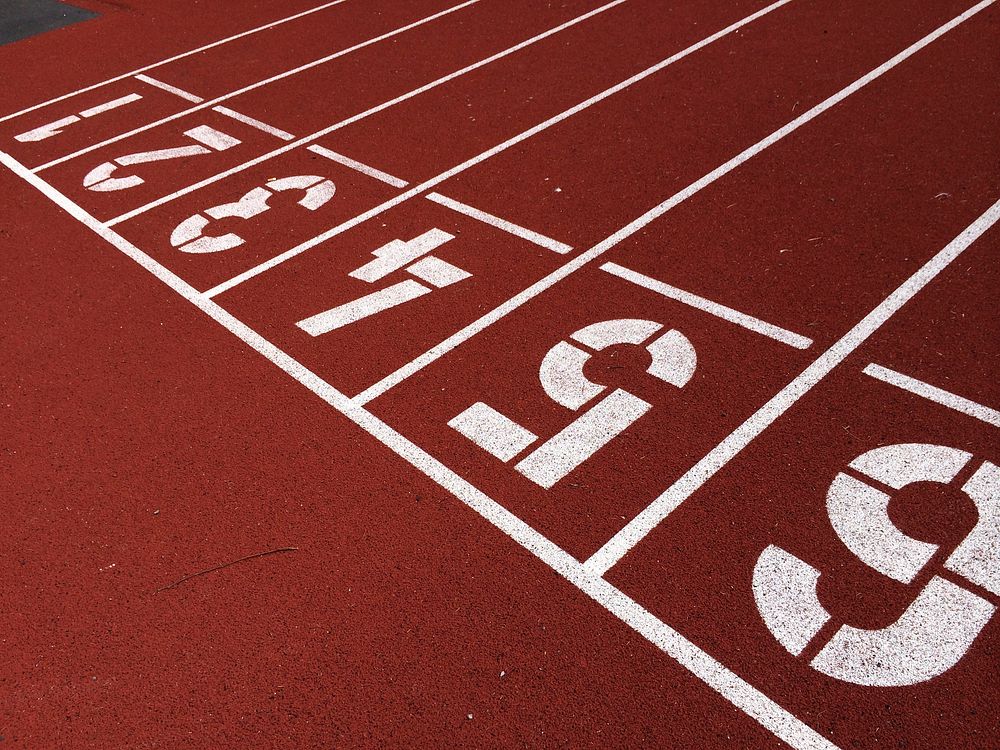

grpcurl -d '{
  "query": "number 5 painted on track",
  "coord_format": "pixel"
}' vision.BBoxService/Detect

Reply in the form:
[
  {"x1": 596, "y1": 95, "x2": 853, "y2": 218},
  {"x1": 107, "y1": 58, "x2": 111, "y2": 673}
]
[{"x1": 449, "y1": 318, "x2": 697, "y2": 489}]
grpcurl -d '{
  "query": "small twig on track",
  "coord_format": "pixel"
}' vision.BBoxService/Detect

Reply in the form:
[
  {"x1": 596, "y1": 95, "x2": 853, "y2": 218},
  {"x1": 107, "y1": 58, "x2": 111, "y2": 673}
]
[{"x1": 155, "y1": 547, "x2": 299, "y2": 593}]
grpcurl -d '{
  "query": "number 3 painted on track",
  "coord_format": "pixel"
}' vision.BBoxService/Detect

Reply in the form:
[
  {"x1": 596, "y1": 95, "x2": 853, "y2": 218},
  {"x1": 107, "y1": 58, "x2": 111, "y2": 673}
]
[
  {"x1": 169, "y1": 175, "x2": 336, "y2": 254},
  {"x1": 753, "y1": 443, "x2": 999, "y2": 686}
]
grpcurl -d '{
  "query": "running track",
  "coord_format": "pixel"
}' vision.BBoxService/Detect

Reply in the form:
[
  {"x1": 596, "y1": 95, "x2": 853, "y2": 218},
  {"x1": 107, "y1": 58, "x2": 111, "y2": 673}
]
[{"x1": 1, "y1": 1, "x2": 998, "y2": 747}]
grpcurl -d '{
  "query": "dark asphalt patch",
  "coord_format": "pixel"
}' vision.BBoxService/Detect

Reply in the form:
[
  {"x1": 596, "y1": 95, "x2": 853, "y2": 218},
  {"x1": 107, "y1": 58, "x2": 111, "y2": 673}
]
[{"x1": 0, "y1": 1, "x2": 97, "y2": 46}]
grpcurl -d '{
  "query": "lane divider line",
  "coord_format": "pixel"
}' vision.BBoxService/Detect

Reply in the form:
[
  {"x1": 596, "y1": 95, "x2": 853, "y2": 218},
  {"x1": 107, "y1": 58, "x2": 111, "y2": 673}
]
[
  {"x1": 0, "y1": 0, "x2": 355, "y2": 123},
  {"x1": 188, "y1": 0, "x2": 796, "y2": 296},
  {"x1": 307, "y1": 144, "x2": 408, "y2": 187},
  {"x1": 0, "y1": 149, "x2": 841, "y2": 750},
  {"x1": 863, "y1": 363, "x2": 1000, "y2": 427},
  {"x1": 103, "y1": 0, "x2": 685, "y2": 226},
  {"x1": 585, "y1": 197, "x2": 1000, "y2": 577},
  {"x1": 135, "y1": 74, "x2": 204, "y2": 103},
  {"x1": 427, "y1": 192, "x2": 573, "y2": 254},
  {"x1": 601, "y1": 261, "x2": 813, "y2": 348},
  {"x1": 349, "y1": 0, "x2": 996, "y2": 407},
  {"x1": 33, "y1": 0, "x2": 482, "y2": 172},
  {"x1": 213, "y1": 106, "x2": 296, "y2": 140}
]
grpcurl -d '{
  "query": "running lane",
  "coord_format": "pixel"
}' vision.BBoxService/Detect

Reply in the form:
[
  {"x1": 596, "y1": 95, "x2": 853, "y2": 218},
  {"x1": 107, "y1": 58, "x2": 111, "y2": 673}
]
[
  {"x1": 0, "y1": 157, "x2": 788, "y2": 749},
  {"x1": 606, "y1": 225, "x2": 1000, "y2": 750},
  {"x1": 0, "y1": 0, "x2": 358, "y2": 123},
  {"x1": 36, "y1": 0, "x2": 610, "y2": 221},
  {"x1": 421, "y1": 0, "x2": 983, "y2": 249},
  {"x1": 208, "y1": 0, "x2": 971, "y2": 401},
  {"x1": 0, "y1": 0, "x2": 466, "y2": 168},
  {"x1": 108, "y1": 0, "x2": 782, "y2": 293},
  {"x1": 347, "y1": 1, "x2": 998, "y2": 562}
]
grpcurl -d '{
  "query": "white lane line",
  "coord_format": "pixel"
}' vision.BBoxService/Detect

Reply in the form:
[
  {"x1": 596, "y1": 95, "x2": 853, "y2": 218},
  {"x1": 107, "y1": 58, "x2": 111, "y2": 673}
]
[
  {"x1": 863, "y1": 363, "x2": 1000, "y2": 427},
  {"x1": 135, "y1": 74, "x2": 204, "y2": 103},
  {"x1": 33, "y1": 0, "x2": 481, "y2": 172},
  {"x1": 307, "y1": 144, "x2": 408, "y2": 187},
  {"x1": 350, "y1": 0, "x2": 994, "y2": 407},
  {"x1": 601, "y1": 262, "x2": 813, "y2": 349},
  {"x1": 213, "y1": 106, "x2": 296, "y2": 140},
  {"x1": 0, "y1": 150, "x2": 841, "y2": 750},
  {"x1": 79, "y1": 93, "x2": 144, "y2": 118},
  {"x1": 192, "y1": 0, "x2": 795, "y2": 296},
  {"x1": 585, "y1": 198, "x2": 1000, "y2": 577},
  {"x1": 0, "y1": 0, "x2": 354, "y2": 124},
  {"x1": 107, "y1": 0, "x2": 737, "y2": 226},
  {"x1": 427, "y1": 192, "x2": 573, "y2": 253}
]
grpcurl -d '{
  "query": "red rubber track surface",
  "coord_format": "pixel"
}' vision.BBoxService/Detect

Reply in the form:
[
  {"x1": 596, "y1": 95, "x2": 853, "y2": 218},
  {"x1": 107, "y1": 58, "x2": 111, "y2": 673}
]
[{"x1": 1, "y1": 1, "x2": 997, "y2": 747}]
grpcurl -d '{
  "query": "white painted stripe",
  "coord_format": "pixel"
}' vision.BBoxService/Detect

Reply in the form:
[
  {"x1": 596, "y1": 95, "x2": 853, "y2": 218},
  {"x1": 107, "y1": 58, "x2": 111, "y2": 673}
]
[
  {"x1": 349, "y1": 229, "x2": 454, "y2": 283},
  {"x1": 15, "y1": 116, "x2": 78, "y2": 142},
  {"x1": 34, "y1": 0, "x2": 480, "y2": 172},
  {"x1": 175, "y1": 0, "x2": 794, "y2": 294},
  {"x1": 516, "y1": 389, "x2": 651, "y2": 488},
  {"x1": 427, "y1": 192, "x2": 573, "y2": 253},
  {"x1": 0, "y1": 150, "x2": 840, "y2": 750},
  {"x1": 134, "y1": 74, "x2": 204, "y2": 103},
  {"x1": 407, "y1": 256, "x2": 471, "y2": 287},
  {"x1": 15, "y1": 94, "x2": 145, "y2": 142},
  {"x1": 601, "y1": 262, "x2": 813, "y2": 348},
  {"x1": 307, "y1": 144, "x2": 408, "y2": 187},
  {"x1": 103, "y1": 0, "x2": 666, "y2": 224},
  {"x1": 296, "y1": 280, "x2": 431, "y2": 335},
  {"x1": 863, "y1": 363, "x2": 1000, "y2": 427},
  {"x1": 80, "y1": 93, "x2": 144, "y2": 118},
  {"x1": 350, "y1": 0, "x2": 994, "y2": 407},
  {"x1": 0, "y1": 0, "x2": 354, "y2": 124},
  {"x1": 213, "y1": 106, "x2": 295, "y2": 140},
  {"x1": 184, "y1": 125, "x2": 241, "y2": 151},
  {"x1": 585, "y1": 197, "x2": 1000, "y2": 577},
  {"x1": 448, "y1": 402, "x2": 538, "y2": 462}
]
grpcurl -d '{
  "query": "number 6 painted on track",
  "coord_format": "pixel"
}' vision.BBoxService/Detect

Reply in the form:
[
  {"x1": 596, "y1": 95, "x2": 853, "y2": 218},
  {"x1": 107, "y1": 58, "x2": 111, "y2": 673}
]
[
  {"x1": 449, "y1": 318, "x2": 697, "y2": 489},
  {"x1": 753, "y1": 443, "x2": 999, "y2": 686}
]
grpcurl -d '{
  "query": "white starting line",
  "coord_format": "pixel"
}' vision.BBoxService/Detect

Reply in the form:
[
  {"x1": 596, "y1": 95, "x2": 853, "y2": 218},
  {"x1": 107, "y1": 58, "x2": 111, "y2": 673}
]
[
  {"x1": 134, "y1": 74, "x2": 204, "y2": 103},
  {"x1": 863, "y1": 363, "x2": 1000, "y2": 428}
]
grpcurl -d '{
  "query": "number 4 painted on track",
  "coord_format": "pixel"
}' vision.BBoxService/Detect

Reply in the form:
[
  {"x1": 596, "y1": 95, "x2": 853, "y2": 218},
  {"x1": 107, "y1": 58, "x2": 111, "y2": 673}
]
[{"x1": 296, "y1": 228, "x2": 471, "y2": 335}]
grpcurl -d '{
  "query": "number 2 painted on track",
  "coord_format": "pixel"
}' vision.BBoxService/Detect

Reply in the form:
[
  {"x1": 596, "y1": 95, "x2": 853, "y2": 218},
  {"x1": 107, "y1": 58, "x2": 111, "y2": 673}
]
[
  {"x1": 754, "y1": 443, "x2": 999, "y2": 686},
  {"x1": 82, "y1": 125, "x2": 241, "y2": 192}
]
